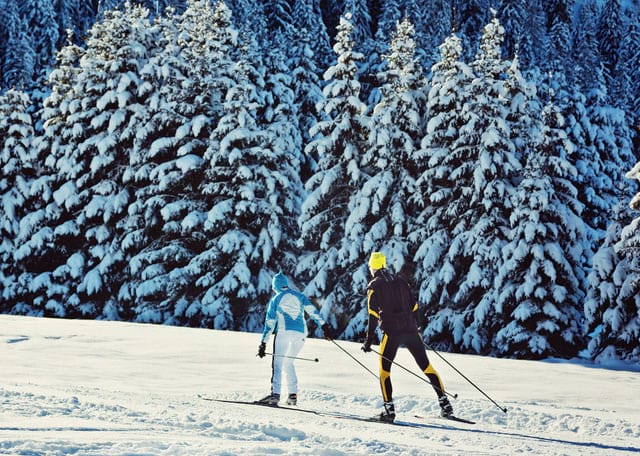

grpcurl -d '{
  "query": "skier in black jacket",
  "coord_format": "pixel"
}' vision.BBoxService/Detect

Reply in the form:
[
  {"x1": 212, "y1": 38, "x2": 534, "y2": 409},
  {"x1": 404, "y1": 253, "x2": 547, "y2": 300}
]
[{"x1": 361, "y1": 251, "x2": 453, "y2": 423}]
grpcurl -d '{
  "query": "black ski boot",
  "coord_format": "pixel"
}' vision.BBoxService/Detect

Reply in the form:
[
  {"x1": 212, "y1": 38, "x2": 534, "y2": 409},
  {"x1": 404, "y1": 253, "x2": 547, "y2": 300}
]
[
  {"x1": 286, "y1": 393, "x2": 297, "y2": 406},
  {"x1": 256, "y1": 393, "x2": 280, "y2": 406},
  {"x1": 377, "y1": 401, "x2": 395, "y2": 423},
  {"x1": 439, "y1": 395, "x2": 453, "y2": 418}
]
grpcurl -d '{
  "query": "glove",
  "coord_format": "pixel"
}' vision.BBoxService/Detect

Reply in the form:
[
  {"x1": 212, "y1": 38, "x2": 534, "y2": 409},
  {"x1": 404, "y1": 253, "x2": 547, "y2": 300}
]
[
  {"x1": 257, "y1": 342, "x2": 266, "y2": 358},
  {"x1": 361, "y1": 341, "x2": 372, "y2": 353},
  {"x1": 321, "y1": 323, "x2": 335, "y2": 340}
]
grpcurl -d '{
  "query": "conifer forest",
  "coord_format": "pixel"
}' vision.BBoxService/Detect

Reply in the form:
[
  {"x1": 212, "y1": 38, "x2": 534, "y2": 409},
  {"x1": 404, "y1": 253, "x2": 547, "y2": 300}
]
[{"x1": 1, "y1": 0, "x2": 639, "y2": 363}]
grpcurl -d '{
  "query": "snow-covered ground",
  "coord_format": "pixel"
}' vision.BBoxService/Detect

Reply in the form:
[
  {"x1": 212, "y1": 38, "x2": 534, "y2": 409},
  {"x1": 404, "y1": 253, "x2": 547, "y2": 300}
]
[{"x1": 1, "y1": 315, "x2": 639, "y2": 455}]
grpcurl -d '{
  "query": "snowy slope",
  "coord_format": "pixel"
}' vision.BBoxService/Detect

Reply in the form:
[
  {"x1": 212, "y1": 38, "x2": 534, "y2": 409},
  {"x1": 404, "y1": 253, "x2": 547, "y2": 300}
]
[{"x1": 1, "y1": 315, "x2": 639, "y2": 455}]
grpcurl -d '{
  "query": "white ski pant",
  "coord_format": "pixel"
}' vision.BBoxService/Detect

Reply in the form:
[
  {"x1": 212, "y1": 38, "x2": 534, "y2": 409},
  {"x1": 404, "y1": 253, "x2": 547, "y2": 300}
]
[{"x1": 271, "y1": 330, "x2": 305, "y2": 395}]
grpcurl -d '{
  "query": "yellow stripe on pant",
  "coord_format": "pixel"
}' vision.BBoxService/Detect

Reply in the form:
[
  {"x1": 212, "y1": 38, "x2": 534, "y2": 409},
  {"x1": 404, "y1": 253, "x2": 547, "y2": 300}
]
[
  {"x1": 379, "y1": 334, "x2": 392, "y2": 402},
  {"x1": 424, "y1": 363, "x2": 446, "y2": 397}
]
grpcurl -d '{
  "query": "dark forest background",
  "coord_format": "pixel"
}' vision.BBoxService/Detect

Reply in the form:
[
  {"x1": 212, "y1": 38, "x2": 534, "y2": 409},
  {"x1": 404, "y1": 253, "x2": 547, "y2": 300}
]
[{"x1": 1, "y1": 0, "x2": 639, "y2": 363}]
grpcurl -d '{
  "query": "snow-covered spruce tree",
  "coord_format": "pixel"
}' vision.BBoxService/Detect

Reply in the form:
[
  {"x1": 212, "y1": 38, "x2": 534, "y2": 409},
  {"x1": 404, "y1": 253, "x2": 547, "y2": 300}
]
[
  {"x1": 19, "y1": 0, "x2": 59, "y2": 86},
  {"x1": 609, "y1": 26, "x2": 633, "y2": 113},
  {"x1": 96, "y1": 0, "x2": 122, "y2": 15},
  {"x1": 0, "y1": 89, "x2": 34, "y2": 311},
  {"x1": 9, "y1": 32, "x2": 83, "y2": 316},
  {"x1": 411, "y1": 32, "x2": 473, "y2": 345},
  {"x1": 14, "y1": 3, "x2": 162, "y2": 319},
  {"x1": 481, "y1": 99, "x2": 586, "y2": 359},
  {"x1": 342, "y1": 0, "x2": 380, "y2": 106},
  {"x1": 265, "y1": 0, "x2": 295, "y2": 36},
  {"x1": 585, "y1": 89, "x2": 636, "y2": 238},
  {"x1": 518, "y1": 0, "x2": 548, "y2": 69},
  {"x1": 1, "y1": 3, "x2": 36, "y2": 89},
  {"x1": 462, "y1": 54, "x2": 539, "y2": 353},
  {"x1": 138, "y1": 0, "x2": 177, "y2": 16},
  {"x1": 261, "y1": 44, "x2": 303, "y2": 192},
  {"x1": 453, "y1": 0, "x2": 492, "y2": 61},
  {"x1": 568, "y1": 1, "x2": 636, "y2": 261},
  {"x1": 584, "y1": 198, "x2": 635, "y2": 361},
  {"x1": 54, "y1": 0, "x2": 79, "y2": 46},
  {"x1": 228, "y1": 0, "x2": 268, "y2": 41},
  {"x1": 353, "y1": 17, "x2": 425, "y2": 268},
  {"x1": 502, "y1": 54, "x2": 539, "y2": 175},
  {"x1": 291, "y1": 0, "x2": 332, "y2": 71},
  {"x1": 288, "y1": 0, "x2": 331, "y2": 179},
  {"x1": 297, "y1": 13, "x2": 370, "y2": 338},
  {"x1": 496, "y1": 0, "x2": 526, "y2": 63},
  {"x1": 342, "y1": 17, "x2": 425, "y2": 339},
  {"x1": 405, "y1": 0, "x2": 452, "y2": 69},
  {"x1": 285, "y1": 31, "x2": 325, "y2": 180},
  {"x1": 497, "y1": 0, "x2": 549, "y2": 70},
  {"x1": 255, "y1": 8, "x2": 305, "y2": 185},
  {"x1": 343, "y1": 0, "x2": 373, "y2": 48},
  {"x1": 67, "y1": 0, "x2": 100, "y2": 39},
  {"x1": 627, "y1": 20, "x2": 640, "y2": 133},
  {"x1": 421, "y1": 15, "x2": 521, "y2": 352},
  {"x1": 0, "y1": 0, "x2": 10, "y2": 80},
  {"x1": 198, "y1": 47, "x2": 303, "y2": 331},
  {"x1": 586, "y1": 161, "x2": 640, "y2": 363},
  {"x1": 539, "y1": 65, "x2": 601, "y2": 293},
  {"x1": 543, "y1": 0, "x2": 574, "y2": 75},
  {"x1": 576, "y1": 1, "x2": 636, "y2": 232},
  {"x1": 373, "y1": 0, "x2": 402, "y2": 48},
  {"x1": 120, "y1": 0, "x2": 238, "y2": 327},
  {"x1": 596, "y1": 0, "x2": 625, "y2": 90},
  {"x1": 357, "y1": 22, "x2": 386, "y2": 109},
  {"x1": 572, "y1": 0, "x2": 606, "y2": 94}
]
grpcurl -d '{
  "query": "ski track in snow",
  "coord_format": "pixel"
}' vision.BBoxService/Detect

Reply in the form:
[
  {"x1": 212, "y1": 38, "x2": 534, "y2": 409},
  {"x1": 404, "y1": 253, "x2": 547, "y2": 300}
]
[{"x1": 1, "y1": 316, "x2": 639, "y2": 455}]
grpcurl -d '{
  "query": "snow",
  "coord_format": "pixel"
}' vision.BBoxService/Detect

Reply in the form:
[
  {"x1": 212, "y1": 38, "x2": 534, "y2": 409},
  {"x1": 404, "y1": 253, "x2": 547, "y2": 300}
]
[{"x1": 1, "y1": 315, "x2": 639, "y2": 455}]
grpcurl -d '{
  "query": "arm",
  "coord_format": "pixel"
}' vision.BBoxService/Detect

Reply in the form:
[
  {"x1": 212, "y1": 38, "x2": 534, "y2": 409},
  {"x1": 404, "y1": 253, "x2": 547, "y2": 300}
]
[
  {"x1": 413, "y1": 300, "x2": 421, "y2": 330},
  {"x1": 400, "y1": 276, "x2": 420, "y2": 328},
  {"x1": 261, "y1": 295, "x2": 280, "y2": 344},
  {"x1": 364, "y1": 288, "x2": 379, "y2": 347},
  {"x1": 405, "y1": 281, "x2": 420, "y2": 329},
  {"x1": 301, "y1": 293, "x2": 325, "y2": 326}
]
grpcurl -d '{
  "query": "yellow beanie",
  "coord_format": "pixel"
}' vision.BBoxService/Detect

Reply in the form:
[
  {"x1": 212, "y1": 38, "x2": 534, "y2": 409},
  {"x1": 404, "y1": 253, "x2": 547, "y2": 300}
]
[{"x1": 368, "y1": 252, "x2": 386, "y2": 270}]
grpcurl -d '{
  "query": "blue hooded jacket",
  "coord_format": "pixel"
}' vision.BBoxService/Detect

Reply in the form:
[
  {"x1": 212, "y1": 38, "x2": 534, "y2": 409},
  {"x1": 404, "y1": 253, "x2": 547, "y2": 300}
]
[{"x1": 260, "y1": 273, "x2": 325, "y2": 343}]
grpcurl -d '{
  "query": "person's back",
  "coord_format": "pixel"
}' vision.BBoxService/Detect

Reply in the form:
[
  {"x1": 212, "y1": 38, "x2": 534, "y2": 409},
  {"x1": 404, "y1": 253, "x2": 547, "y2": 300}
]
[
  {"x1": 367, "y1": 269, "x2": 417, "y2": 335},
  {"x1": 271, "y1": 287, "x2": 317, "y2": 336}
]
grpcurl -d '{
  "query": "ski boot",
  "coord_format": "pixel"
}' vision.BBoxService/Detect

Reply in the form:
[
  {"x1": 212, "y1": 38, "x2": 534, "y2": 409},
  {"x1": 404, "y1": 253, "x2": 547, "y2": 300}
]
[
  {"x1": 286, "y1": 393, "x2": 297, "y2": 406},
  {"x1": 439, "y1": 395, "x2": 454, "y2": 418},
  {"x1": 377, "y1": 401, "x2": 396, "y2": 423},
  {"x1": 256, "y1": 393, "x2": 280, "y2": 406}
]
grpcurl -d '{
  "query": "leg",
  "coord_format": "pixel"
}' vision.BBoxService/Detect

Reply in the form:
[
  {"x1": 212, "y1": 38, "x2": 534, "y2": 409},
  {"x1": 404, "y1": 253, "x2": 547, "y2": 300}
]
[
  {"x1": 283, "y1": 331, "x2": 305, "y2": 395},
  {"x1": 271, "y1": 333, "x2": 287, "y2": 395},
  {"x1": 405, "y1": 333, "x2": 453, "y2": 416},
  {"x1": 379, "y1": 333, "x2": 399, "y2": 402},
  {"x1": 405, "y1": 333, "x2": 446, "y2": 399}
]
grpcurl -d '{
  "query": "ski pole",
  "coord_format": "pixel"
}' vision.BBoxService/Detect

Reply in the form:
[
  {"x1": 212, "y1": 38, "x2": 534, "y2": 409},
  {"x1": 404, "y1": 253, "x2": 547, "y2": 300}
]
[
  {"x1": 370, "y1": 348, "x2": 458, "y2": 399},
  {"x1": 423, "y1": 341, "x2": 508, "y2": 413},
  {"x1": 330, "y1": 339, "x2": 378, "y2": 379},
  {"x1": 265, "y1": 352, "x2": 319, "y2": 362}
]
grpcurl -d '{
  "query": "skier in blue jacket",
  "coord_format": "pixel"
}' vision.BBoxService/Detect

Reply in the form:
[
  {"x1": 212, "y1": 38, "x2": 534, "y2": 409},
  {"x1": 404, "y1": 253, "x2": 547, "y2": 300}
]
[{"x1": 257, "y1": 272, "x2": 334, "y2": 406}]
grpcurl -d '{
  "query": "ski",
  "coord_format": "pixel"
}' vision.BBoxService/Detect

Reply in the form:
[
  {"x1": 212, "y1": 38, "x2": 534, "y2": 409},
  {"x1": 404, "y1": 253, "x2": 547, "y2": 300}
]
[
  {"x1": 198, "y1": 396, "x2": 320, "y2": 415},
  {"x1": 415, "y1": 414, "x2": 476, "y2": 425},
  {"x1": 330, "y1": 414, "x2": 428, "y2": 428},
  {"x1": 198, "y1": 396, "x2": 427, "y2": 428}
]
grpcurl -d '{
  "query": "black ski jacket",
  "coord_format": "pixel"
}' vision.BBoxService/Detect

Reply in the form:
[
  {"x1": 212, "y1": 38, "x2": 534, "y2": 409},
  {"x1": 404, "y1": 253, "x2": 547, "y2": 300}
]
[{"x1": 365, "y1": 269, "x2": 419, "y2": 345}]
